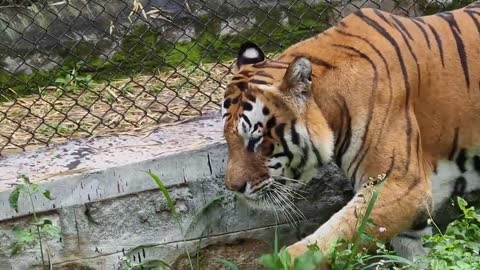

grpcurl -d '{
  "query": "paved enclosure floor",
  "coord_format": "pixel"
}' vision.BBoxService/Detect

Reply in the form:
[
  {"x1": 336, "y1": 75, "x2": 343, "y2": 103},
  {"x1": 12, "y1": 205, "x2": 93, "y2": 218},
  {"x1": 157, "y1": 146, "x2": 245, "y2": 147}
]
[{"x1": 0, "y1": 113, "x2": 223, "y2": 193}]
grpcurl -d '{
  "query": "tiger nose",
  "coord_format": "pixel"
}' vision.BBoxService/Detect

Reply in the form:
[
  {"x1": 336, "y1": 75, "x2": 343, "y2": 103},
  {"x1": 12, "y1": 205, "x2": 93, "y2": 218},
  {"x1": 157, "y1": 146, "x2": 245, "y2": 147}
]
[{"x1": 226, "y1": 182, "x2": 247, "y2": 193}]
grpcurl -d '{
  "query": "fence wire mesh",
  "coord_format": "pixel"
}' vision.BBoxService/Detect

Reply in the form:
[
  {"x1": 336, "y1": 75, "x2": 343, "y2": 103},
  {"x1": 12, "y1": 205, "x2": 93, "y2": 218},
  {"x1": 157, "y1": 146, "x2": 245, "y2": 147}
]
[{"x1": 0, "y1": 0, "x2": 468, "y2": 155}]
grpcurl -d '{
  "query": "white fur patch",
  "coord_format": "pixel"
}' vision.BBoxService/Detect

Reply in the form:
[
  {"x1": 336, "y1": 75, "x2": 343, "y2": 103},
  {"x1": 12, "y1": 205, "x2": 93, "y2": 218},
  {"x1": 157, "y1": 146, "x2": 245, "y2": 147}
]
[
  {"x1": 432, "y1": 154, "x2": 480, "y2": 211},
  {"x1": 243, "y1": 47, "x2": 260, "y2": 59}
]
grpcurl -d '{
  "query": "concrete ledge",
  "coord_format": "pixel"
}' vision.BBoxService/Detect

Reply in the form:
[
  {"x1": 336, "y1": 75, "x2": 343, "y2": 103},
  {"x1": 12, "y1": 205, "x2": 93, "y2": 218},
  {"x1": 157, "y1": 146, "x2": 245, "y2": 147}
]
[{"x1": 0, "y1": 113, "x2": 353, "y2": 269}]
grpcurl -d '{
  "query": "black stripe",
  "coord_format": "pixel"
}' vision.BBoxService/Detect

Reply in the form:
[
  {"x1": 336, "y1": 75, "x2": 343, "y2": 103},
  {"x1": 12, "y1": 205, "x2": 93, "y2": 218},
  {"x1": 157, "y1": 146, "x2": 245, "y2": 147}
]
[
  {"x1": 334, "y1": 99, "x2": 345, "y2": 150},
  {"x1": 351, "y1": 144, "x2": 371, "y2": 185},
  {"x1": 379, "y1": 12, "x2": 422, "y2": 97},
  {"x1": 334, "y1": 97, "x2": 351, "y2": 167},
  {"x1": 239, "y1": 70, "x2": 254, "y2": 76},
  {"x1": 242, "y1": 102, "x2": 253, "y2": 111},
  {"x1": 245, "y1": 92, "x2": 256, "y2": 102},
  {"x1": 235, "y1": 81, "x2": 248, "y2": 91},
  {"x1": 253, "y1": 122, "x2": 263, "y2": 131},
  {"x1": 269, "y1": 162, "x2": 282, "y2": 170},
  {"x1": 473, "y1": 156, "x2": 480, "y2": 174},
  {"x1": 373, "y1": 10, "x2": 393, "y2": 27},
  {"x1": 466, "y1": 9, "x2": 480, "y2": 16},
  {"x1": 416, "y1": 133, "x2": 422, "y2": 180},
  {"x1": 223, "y1": 98, "x2": 231, "y2": 109},
  {"x1": 296, "y1": 144, "x2": 310, "y2": 172},
  {"x1": 438, "y1": 13, "x2": 470, "y2": 89},
  {"x1": 466, "y1": 1, "x2": 480, "y2": 9},
  {"x1": 438, "y1": 12, "x2": 461, "y2": 33},
  {"x1": 426, "y1": 24, "x2": 445, "y2": 67},
  {"x1": 465, "y1": 10, "x2": 480, "y2": 35},
  {"x1": 252, "y1": 61, "x2": 288, "y2": 69},
  {"x1": 411, "y1": 19, "x2": 431, "y2": 49},
  {"x1": 240, "y1": 114, "x2": 252, "y2": 128},
  {"x1": 275, "y1": 123, "x2": 293, "y2": 161},
  {"x1": 456, "y1": 148, "x2": 467, "y2": 173},
  {"x1": 262, "y1": 106, "x2": 270, "y2": 115},
  {"x1": 291, "y1": 120, "x2": 300, "y2": 146},
  {"x1": 222, "y1": 112, "x2": 230, "y2": 119},
  {"x1": 334, "y1": 29, "x2": 393, "y2": 143},
  {"x1": 411, "y1": 219, "x2": 428, "y2": 231},
  {"x1": 289, "y1": 53, "x2": 335, "y2": 69},
  {"x1": 452, "y1": 176, "x2": 467, "y2": 197},
  {"x1": 249, "y1": 79, "x2": 270, "y2": 85},
  {"x1": 391, "y1": 15, "x2": 414, "y2": 40},
  {"x1": 255, "y1": 71, "x2": 274, "y2": 78},
  {"x1": 356, "y1": 11, "x2": 413, "y2": 173},
  {"x1": 247, "y1": 137, "x2": 262, "y2": 152},
  {"x1": 448, "y1": 127, "x2": 460, "y2": 160},
  {"x1": 385, "y1": 151, "x2": 396, "y2": 180},
  {"x1": 334, "y1": 45, "x2": 378, "y2": 178},
  {"x1": 336, "y1": 99, "x2": 352, "y2": 168},
  {"x1": 292, "y1": 168, "x2": 302, "y2": 180},
  {"x1": 266, "y1": 116, "x2": 276, "y2": 130},
  {"x1": 413, "y1": 17, "x2": 425, "y2": 23},
  {"x1": 272, "y1": 152, "x2": 287, "y2": 158},
  {"x1": 231, "y1": 95, "x2": 240, "y2": 104}
]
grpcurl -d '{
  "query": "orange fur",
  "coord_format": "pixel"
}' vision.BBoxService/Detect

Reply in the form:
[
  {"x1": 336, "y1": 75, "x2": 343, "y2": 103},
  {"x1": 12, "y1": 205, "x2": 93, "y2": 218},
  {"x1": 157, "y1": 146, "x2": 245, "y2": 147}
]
[{"x1": 222, "y1": 2, "x2": 480, "y2": 262}]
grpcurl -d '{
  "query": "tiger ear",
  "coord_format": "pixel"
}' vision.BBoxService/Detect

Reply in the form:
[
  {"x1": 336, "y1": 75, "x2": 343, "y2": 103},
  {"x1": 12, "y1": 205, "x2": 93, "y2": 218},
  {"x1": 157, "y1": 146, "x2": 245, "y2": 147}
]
[
  {"x1": 235, "y1": 42, "x2": 265, "y2": 69},
  {"x1": 282, "y1": 57, "x2": 312, "y2": 98}
]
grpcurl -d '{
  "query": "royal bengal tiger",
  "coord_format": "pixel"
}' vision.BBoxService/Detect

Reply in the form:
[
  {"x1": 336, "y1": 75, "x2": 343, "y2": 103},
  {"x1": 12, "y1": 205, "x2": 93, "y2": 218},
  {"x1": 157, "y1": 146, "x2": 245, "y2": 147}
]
[{"x1": 221, "y1": 1, "x2": 480, "y2": 261}]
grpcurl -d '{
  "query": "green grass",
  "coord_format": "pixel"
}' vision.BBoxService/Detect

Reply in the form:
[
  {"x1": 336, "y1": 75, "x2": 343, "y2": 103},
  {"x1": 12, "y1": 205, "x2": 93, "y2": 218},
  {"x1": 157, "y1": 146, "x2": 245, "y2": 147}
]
[{"x1": 256, "y1": 194, "x2": 480, "y2": 270}]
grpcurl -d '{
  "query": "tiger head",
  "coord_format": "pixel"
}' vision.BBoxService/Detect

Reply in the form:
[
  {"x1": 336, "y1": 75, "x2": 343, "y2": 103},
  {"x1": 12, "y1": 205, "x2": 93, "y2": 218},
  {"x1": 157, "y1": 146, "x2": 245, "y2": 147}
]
[{"x1": 222, "y1": 42, "x2": 334, "y2": 208}]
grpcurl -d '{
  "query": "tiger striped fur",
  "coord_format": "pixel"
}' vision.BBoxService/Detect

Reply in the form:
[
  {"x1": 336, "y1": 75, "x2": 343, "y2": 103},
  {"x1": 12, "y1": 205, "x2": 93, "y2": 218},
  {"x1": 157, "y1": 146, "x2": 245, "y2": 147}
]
[{"x1": 221, "y1": 2, "x2": 480, "y2": 262}]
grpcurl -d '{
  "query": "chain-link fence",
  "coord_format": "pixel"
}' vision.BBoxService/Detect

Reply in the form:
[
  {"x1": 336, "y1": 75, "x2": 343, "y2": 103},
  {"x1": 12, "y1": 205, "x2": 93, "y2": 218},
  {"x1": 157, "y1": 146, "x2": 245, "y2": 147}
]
[{"x1": 0, "y1": 0, "x2": 469, "y2": 155}]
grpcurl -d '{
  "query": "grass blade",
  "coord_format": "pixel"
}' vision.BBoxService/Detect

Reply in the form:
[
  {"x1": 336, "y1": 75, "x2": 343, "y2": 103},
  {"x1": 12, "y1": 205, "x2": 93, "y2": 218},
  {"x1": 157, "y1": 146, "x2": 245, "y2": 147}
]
[
  {"x1": 146, "y1": 171, "x2": 177, "y2": 217},
  {"x1": 346, "y1": 179, "x2": 385, "y2": 270},
  {"x1": 216, "y1": 258, "x2": 239, "y2": 270},
  {"x1": 145, "y1": 170, "x2": 193, "y2": 270}
]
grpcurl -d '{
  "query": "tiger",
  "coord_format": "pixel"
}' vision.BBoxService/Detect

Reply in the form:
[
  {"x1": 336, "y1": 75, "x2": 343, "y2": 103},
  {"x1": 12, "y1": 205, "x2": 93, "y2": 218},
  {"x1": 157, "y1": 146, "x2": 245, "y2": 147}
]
[{"x1": 221, "y1": 1, "x2": 480, "y2": 262}]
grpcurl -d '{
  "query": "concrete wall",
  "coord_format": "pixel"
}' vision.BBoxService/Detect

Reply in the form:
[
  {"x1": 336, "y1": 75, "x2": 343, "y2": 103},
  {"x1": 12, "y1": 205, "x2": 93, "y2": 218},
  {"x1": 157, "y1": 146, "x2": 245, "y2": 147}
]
[{"x1": 0, "y1": 113, "x2": 353, "y2": 269}]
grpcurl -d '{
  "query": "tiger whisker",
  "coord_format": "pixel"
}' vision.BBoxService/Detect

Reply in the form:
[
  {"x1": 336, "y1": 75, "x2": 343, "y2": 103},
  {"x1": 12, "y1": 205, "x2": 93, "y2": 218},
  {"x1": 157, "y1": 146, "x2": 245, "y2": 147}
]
[
  {"x1": 273, "y1": 188, "x2": 304, "y2": 224},
  {"x1": 275, "y1": 189, "x2": 307, "y2": 221},
  {"x1": 266, "y1": 192, "x2": 280, "y2": 224},
  {"x1": 271, "y1": 191, "x2": 296, "y2": 226},
  {"x1": 271, "y1": 181, "x2": 309, "y2": 200},
  {"x1": 274, "y1": 176, "x2": 308, "y2": 186}
]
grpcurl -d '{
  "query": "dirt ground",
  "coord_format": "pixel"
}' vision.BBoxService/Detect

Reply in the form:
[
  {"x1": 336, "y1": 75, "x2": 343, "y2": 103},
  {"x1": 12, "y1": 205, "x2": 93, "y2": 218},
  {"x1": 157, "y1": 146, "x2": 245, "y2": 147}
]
[{"x1": 172, "y1": 238, "x2": 271, "y2": 270}]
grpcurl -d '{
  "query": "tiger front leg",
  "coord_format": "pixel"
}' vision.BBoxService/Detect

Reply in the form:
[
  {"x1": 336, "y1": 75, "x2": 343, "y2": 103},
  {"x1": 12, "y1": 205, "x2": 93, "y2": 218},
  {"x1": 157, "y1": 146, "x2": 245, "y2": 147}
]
[{"x1": 286, "y1": 172, "x2": 432, "y2": 261}]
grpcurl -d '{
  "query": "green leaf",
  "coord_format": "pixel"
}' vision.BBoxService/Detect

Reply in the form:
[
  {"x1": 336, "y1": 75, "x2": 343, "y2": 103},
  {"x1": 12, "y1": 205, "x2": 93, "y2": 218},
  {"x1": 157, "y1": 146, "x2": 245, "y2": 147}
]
[
  {"x1": 8, "y1": 184, "x2": 26, "y2": 212},
  {"x1": 216, "y1": 258, "x2": 239, "y2": 270},
  {"x1": 294, "y1": 250, "x2": 324, "y2": 270},
  {"x1": 457, "y1": 197, "x2": 468, "y2": 212},
  {"x1": 41, "y1": 224, "x2": 61, "y2": 238},
  {"x1": 258, "y1": 253, "x2": 285, "y2": 270},
  {"x1": 13, "y1": 227, "x2": 35, "y2": 244},
  {"x1": 146, "y1": 171, "x2": 177, "y2": 217},
  {"x1": 30, "y1": 183, "x2": 53, "y2": 200},
  {"x1": 278, "y1": 248, "x2": 292, "y2": 269}
]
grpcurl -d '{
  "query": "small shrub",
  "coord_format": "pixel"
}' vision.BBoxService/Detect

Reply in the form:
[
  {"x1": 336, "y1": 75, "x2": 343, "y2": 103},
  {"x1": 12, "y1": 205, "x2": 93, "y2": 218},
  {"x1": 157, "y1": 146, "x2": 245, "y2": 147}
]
[
  {"x1": 8, "y1": 175, "x2": 60, "y2": 268},
  {"x1": 419, "y1": 197, "x2": 480, "y2": 269}
]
